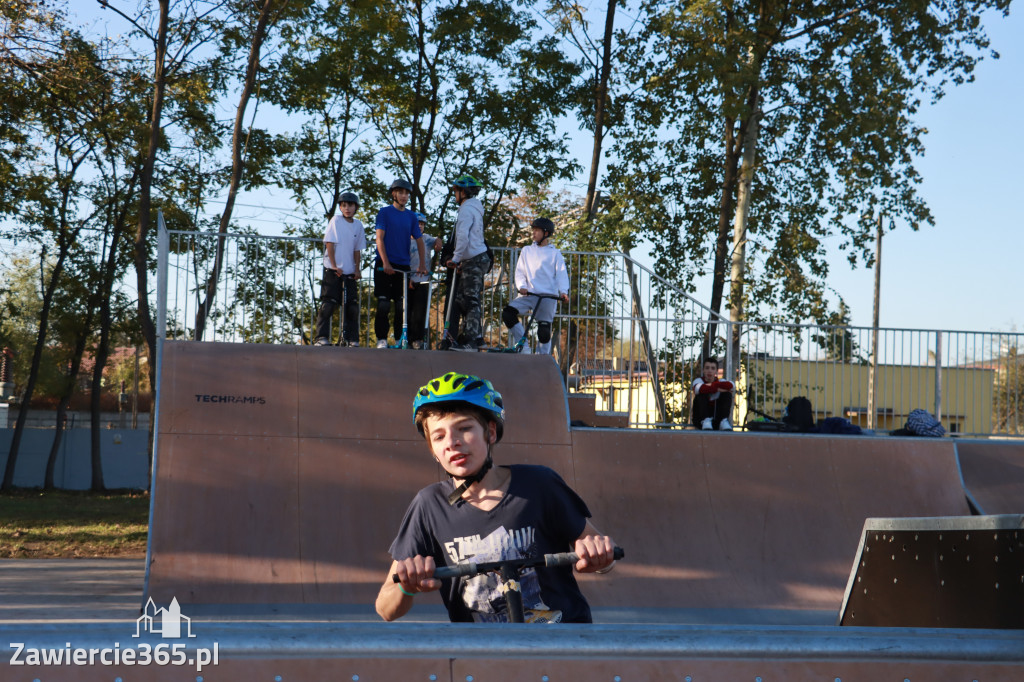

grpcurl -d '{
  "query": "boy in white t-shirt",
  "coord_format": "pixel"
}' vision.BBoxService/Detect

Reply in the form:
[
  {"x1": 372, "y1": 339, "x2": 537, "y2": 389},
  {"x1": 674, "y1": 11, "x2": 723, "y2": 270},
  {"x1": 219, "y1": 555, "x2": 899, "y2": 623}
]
[
  {"x1": 501, "y1": 218, "x2": 569, "y2": 355},
  {"x1": 313, "y1": 192, "x2": 367, "y2": 346}
]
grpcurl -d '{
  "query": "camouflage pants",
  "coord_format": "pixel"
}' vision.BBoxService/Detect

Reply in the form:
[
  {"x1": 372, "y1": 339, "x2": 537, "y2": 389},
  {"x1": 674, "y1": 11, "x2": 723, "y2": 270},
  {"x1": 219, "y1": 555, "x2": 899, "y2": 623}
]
[{"x1": 455, "y1": 252, "x2": 489, "y2": 343}]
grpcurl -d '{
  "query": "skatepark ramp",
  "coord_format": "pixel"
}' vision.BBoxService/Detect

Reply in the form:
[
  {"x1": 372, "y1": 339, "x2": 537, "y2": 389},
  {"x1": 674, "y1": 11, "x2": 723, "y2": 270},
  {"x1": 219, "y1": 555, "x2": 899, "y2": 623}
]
[
  {"x1": 145, "y1": 340, "x2": 1003, "y2": 623},
  {"x1": 956, "y1": 439, "x2": 1024, "y2": 515}
]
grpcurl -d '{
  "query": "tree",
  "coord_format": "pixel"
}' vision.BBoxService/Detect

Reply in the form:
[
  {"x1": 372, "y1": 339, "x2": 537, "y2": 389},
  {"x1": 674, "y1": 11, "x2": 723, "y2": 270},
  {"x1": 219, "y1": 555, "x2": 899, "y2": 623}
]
[
  {"x1": 43, "y1": 263, "x2": 98, "y2": 491},
  {"x1": 105, "y1": 0, "x2": 229, "y2": 388},
  {"x1": 262, "y1": 0, "x2": 390, "y2": 224},
  {"x1": 609, "y1": 0, "x2": 1010, "y2": 352},
  {"x1": 0, "y1": 254, "x2": 70, "y2": 403},
  {"x1": 546, "y1": 0, "x2": 624, "y2": 222},
  {"x1": 993, "y1": 341, "x2": 1023, "y2": 435},
  {"x1": 193, "y1": 0, "x2": 303, "y2": 341},
  {"x1": 353, "y1": 0, "x2": 580, "y2": 220},
  {"x1": 0, "y1": 22, "x2": 101, "y2": 490}
]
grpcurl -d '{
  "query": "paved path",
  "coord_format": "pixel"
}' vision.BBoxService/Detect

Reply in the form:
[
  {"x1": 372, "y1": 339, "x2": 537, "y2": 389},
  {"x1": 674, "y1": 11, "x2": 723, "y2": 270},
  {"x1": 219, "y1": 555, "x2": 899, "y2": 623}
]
[{"x1": 0, "y1": 559, "x2": 144, "y2": 623}]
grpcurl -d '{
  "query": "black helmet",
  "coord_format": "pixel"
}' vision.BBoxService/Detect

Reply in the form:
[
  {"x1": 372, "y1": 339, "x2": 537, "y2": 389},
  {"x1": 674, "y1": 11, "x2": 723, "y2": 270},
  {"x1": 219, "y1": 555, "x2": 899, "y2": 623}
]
[
  {"x1": 339, "y1": 191, "x2": 359, "y2": 207},
  {"x1": 389, "y1": 179, "x2": 414, "y2": 193},
  {"x1": 531, "y1": 217, "x2": 555, "y2": 239}
]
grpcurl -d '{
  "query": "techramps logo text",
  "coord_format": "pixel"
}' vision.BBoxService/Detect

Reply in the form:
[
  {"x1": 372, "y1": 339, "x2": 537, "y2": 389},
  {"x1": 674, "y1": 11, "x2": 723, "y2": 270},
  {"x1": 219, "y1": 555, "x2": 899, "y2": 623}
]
[
  {"x1": 194, "y1": 394, "x2": 266, "y2": 405},
  {"x1": 8, "y1": 597, "x2": 219, "y2": 672}
]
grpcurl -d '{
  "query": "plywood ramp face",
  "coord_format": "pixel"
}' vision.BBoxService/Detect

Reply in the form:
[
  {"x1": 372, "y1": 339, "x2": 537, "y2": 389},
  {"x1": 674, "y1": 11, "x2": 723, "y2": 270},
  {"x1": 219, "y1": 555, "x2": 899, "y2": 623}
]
[
  {"x1": 149, "y1": 341, "x2": 977, "y2": 617},
  {"x1": 572, "y1": 431, "x2": 971, "y2": 613},
  {"x1": 159, "y1": 342, "x2": 300, "y2": 437},
  {"x1": 147, "y1": 433, "x2": 303, "y2": 603},
  {"x1": 956, "y1": 439, "x2": 1024, "y2": 514},
  {"x1": 295, "y1": 437, "x2": 436, "y2": 604},
  {"x1": 148, "y1": 343, "x2": 573, "y2": 605},
  {"x1": 293, "y1": 347, "x2": 571, "y2": 443}
]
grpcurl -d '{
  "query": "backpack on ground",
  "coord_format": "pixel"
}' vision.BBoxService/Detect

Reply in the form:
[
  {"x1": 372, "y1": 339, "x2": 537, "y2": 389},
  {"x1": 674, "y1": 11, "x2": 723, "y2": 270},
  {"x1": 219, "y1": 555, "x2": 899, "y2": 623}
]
[
  {"x1": 782, "y1": 396, "x2": 815, "y2": 432},
  {"x1": 900, "y1": 409, "x2": 946, "y2": 437}
]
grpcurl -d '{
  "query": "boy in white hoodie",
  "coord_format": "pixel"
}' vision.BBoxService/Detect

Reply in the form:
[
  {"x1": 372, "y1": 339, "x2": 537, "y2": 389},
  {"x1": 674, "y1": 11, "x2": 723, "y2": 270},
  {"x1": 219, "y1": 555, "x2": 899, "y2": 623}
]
[{"x1": 501, "y1": 217, "x2": 569, "y2": 355}]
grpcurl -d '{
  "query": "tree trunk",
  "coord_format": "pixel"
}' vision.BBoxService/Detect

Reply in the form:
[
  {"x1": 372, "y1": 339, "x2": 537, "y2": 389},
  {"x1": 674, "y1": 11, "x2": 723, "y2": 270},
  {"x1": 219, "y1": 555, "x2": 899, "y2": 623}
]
[
  {"x1": 194, "y1": 0, "x2": 281, "y2": 341},
  {"x1": 728, "y1": 88, "x2": 762, "y2": 379},
  {"x1": 3, "y1": 257, "x2": 63, "y2": 489},
  {"x1": 134, "y1": 0, "x2": 168, "y2": 388},
  {"x1": 584, "y1": 0, "x2": 617, "y2": 221},
  {"x1": 2, "y1": 173, "x2": 85, "y2": 491},
  {"x1": 44, "y1": 306, "x2": 95, "y2": 490},
  {"x1": 701, "y1": 116, "x2": 742, "y2": 361},
  {"x1": 89, "y1": 202, "x2": 130, "y2": 491}
]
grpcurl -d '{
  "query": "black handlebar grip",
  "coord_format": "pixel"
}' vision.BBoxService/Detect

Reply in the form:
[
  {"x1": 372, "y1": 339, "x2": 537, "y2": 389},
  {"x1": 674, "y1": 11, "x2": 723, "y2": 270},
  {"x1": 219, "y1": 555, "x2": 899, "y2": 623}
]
[{"x1": 391, "y1": 547, "x2": 625, "y2": 583}]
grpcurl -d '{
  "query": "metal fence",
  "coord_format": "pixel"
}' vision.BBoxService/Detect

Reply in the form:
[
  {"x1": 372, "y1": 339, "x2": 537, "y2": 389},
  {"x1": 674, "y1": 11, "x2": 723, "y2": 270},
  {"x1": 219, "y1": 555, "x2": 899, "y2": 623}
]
[{"x1": 157, "y1": 221, "x2": 1023, "y2": 438}]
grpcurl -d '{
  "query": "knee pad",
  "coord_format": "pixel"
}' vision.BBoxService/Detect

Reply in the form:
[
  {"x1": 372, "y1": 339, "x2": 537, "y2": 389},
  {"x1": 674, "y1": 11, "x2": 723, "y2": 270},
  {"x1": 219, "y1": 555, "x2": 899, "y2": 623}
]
[
  {"x1": 501, "y1": 305, "x2": 520, "y2": 329},
  {"x1": 376, "y1": 297, "x2": 391, "y2": 314},
  {"x1": 537, "y1": 321, "x2": 552, "y2": 344}
]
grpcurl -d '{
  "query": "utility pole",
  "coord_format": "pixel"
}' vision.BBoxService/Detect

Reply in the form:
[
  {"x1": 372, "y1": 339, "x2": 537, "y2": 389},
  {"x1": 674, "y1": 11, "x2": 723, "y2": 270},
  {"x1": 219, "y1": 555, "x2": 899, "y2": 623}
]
[{"x1": 867, "y1": 214, "x2": 883, "y2": 431}]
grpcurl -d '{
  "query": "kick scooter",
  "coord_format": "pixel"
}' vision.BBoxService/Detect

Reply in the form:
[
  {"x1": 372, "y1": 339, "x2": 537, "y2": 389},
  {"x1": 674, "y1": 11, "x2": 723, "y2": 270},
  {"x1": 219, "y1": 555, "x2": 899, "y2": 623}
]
[
  {"x1": 439, "y1": 266, "x2": 460, "y2": 350},
  {"x1": 390, "y1": 270, "x2": 410, "y2": 349},
  {"x1": 333, "y1": 273, "x2": 359, "y2": 346},
  {"x1": 392, "y1": 547, "x2": 625, "y2": 623},
  {"x1": 375, "y1": 267, "x2": 411, "y2": 349},
  {"x1": 487, "y1": 293, "x2": 563, "y2": 354}
]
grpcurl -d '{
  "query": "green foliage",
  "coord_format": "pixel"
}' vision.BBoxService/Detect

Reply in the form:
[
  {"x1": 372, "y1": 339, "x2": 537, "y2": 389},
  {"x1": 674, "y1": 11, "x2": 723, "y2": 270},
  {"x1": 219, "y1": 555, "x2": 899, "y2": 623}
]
[
  {"x1": 266, "y1": 0, "x2": 582, "y2": 240},
  {"x1": 608, "y1": 0, "x2": 1009, "y2": 323},
  {"x1": 993, "y1": 342, "x2": 1024, "y2": 435}
]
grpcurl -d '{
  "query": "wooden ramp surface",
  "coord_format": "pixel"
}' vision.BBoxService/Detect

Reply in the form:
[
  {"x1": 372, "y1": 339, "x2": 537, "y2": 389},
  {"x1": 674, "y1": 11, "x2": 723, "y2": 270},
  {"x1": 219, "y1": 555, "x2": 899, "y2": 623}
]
[
  {"x1": 956, "y1": 440, "x2": 1024, "y2": 514},
  {"x1": 572, "y1": 430, "x2": 970, "y2": 614},
  {"x1": 147, "y1": 341, "x2": 975, "y2": 621}
]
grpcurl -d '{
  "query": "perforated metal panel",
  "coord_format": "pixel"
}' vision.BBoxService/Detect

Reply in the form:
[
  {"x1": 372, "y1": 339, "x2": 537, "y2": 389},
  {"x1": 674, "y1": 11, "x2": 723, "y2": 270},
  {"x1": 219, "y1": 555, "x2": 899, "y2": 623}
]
[{"x1": 839, "y1": 515, "x2": 1024, "y2": 628}]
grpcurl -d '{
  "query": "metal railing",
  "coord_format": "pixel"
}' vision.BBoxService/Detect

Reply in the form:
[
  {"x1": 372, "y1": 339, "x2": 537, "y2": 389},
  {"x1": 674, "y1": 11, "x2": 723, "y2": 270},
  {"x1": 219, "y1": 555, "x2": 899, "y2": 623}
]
[
  {"x1": 737, "y1": 323, "x2": 1023, "y2": 437},
  {"x1": 156, "y1": 221, "x2": 1022, "y2": 437}
]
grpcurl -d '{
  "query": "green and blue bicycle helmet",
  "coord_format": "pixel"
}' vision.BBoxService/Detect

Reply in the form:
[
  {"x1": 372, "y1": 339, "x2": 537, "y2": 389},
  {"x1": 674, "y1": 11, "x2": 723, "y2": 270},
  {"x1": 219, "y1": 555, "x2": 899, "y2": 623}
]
[
  {"x1": 413, "y1": 372, "x2": 504, "y2": 441},
  {"x1": 414, "y1": 372, "x2": 504, "y2": 504},
  {"x1": 451, "y1": 175, "x2": 483, "y2": 189}
]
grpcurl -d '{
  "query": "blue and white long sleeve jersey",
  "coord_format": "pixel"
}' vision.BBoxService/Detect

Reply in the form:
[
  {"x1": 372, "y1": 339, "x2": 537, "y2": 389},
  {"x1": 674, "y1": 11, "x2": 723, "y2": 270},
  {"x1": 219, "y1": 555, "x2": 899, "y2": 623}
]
[
  {"x1": 451, "y1": 197, "x2": 487, "y2": 263},
  {"x1": 514, "y1": 243, "x2": 569, "y2": 296}
]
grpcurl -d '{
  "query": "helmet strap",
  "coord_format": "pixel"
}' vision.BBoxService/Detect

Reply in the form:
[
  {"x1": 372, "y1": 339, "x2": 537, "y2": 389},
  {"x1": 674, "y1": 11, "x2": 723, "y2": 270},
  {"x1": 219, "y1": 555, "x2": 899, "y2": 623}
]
[{"x1": 447, "y1": 452, "x2": 493, "y2": 506}]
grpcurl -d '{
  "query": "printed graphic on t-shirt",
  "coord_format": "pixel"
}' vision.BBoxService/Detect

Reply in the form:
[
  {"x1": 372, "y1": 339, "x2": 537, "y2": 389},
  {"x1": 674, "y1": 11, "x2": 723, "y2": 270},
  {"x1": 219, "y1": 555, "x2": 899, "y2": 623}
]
[{"x1": 448, "y1": 525, "x2": 562, "y2": 623}]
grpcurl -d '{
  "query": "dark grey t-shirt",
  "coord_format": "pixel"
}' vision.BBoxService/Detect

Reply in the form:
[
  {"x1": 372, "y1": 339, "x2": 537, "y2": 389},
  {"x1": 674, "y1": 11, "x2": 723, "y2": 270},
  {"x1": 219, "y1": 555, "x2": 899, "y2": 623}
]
[{"x1": 389, "y1": 464, "x2": 592, "y2": 623}]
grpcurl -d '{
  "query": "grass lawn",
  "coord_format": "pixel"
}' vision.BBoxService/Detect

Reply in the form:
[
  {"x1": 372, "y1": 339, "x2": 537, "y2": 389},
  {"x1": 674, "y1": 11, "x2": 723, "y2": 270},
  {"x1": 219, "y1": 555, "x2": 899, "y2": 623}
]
[{"x1": 0, "y1": 490, "x2": 149, "y2": 558}]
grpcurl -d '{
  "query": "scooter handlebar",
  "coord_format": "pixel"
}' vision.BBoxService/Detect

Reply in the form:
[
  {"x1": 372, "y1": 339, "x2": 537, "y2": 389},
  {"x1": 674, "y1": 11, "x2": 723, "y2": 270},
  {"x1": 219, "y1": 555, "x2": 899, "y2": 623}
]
[{"x1": 392, "y1": 547, "x2": 624, "y2": 582}]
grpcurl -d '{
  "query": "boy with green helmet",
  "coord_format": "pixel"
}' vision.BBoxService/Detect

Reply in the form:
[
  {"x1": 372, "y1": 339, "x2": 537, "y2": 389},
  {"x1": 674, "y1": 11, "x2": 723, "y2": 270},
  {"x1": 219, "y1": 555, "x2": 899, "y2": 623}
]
[
  {"x1": 376, "y1": 371, "x2": 617, "y2": 623},
  {"x1": 446, "y1": 175, "x2": 489, "y2": 351}
]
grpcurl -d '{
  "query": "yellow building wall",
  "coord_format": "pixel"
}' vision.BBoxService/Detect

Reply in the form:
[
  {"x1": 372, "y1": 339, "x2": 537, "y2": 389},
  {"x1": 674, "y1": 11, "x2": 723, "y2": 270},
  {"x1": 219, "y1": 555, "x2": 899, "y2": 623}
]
[{"x1": 739, "y1": 359, "x2": 995, "y2": 434}]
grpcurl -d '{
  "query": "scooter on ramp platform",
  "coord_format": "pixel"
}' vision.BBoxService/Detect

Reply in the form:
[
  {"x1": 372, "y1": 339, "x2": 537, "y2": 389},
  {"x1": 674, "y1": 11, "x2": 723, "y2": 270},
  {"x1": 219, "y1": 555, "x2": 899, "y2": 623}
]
[{"x1": 486, "y1": 292, "x2": 563, "y2": 354}]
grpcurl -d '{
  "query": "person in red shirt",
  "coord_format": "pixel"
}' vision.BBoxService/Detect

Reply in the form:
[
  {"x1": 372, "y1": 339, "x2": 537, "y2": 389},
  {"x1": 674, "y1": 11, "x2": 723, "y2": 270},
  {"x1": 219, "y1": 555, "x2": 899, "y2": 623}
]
[{"x1": 691, "y1": 357, "x2": 734, "y2": 431}]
